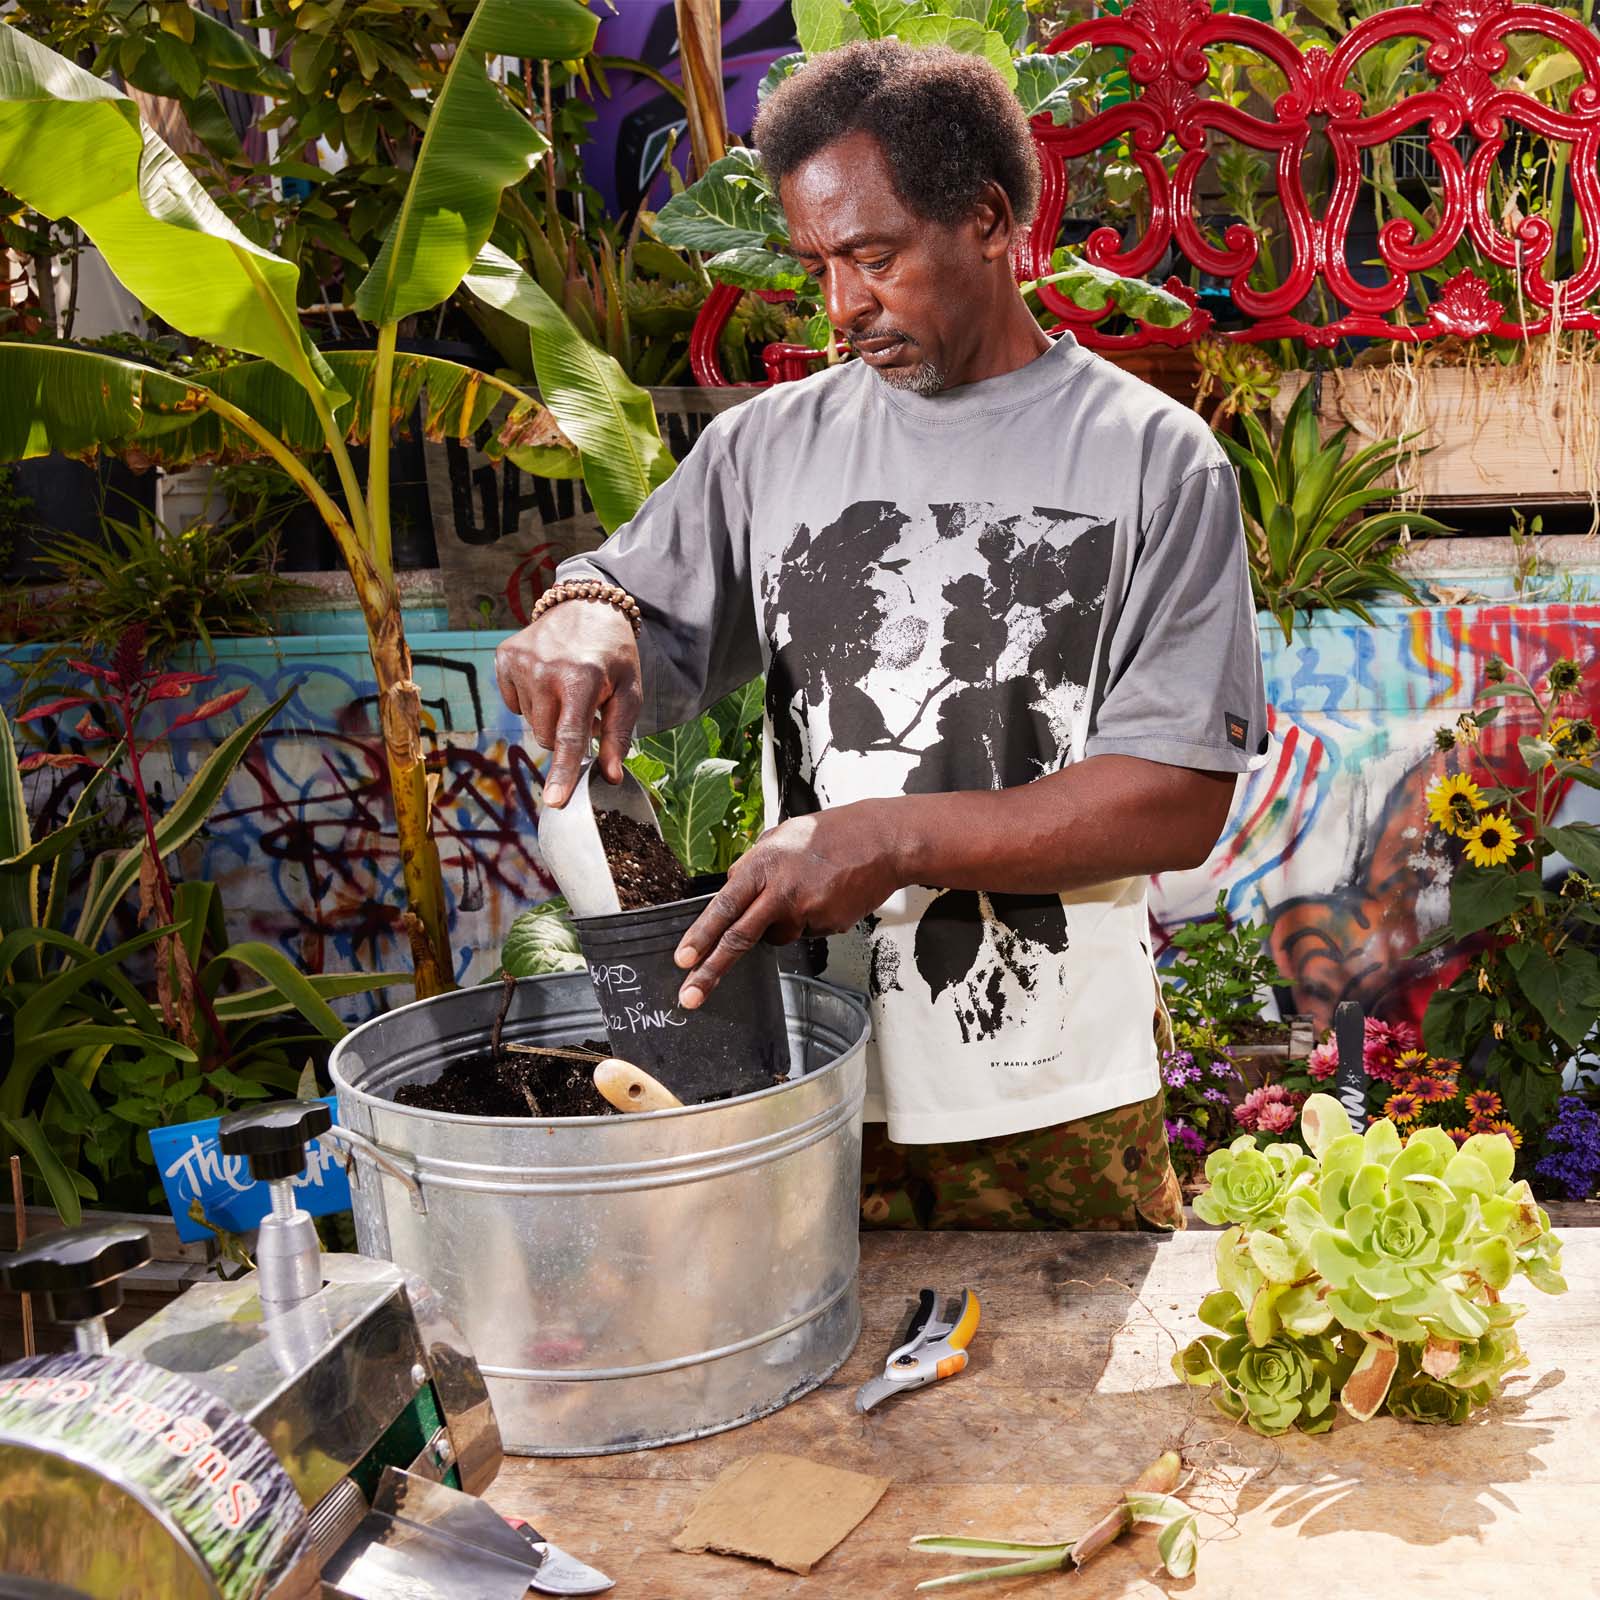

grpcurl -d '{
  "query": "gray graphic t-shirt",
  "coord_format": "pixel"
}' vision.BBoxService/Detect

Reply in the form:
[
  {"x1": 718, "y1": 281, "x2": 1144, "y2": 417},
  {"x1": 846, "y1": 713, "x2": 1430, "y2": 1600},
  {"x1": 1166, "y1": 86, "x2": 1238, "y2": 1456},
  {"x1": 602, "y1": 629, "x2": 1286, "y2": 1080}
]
[{"x1": 559, "y1": 333, "x2": 1268, "y2": 1142}]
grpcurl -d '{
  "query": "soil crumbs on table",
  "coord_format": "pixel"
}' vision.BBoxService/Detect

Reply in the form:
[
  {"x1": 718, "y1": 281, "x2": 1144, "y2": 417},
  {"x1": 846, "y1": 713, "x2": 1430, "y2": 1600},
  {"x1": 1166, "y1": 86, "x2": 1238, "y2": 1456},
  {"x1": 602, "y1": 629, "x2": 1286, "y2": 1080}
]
[
  {"x1": 598, "y1": 809, "x2": 691, "y2": 909},
  {"x1": 394, "y1": 1039, "x2": 616, "y2": 1118}
]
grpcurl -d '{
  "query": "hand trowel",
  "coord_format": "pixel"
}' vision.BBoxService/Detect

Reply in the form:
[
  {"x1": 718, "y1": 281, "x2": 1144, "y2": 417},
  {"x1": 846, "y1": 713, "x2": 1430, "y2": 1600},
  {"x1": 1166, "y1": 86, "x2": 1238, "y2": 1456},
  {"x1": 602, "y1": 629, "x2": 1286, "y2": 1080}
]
[{"x1": 537, "y1": 758, "x2": 661, "y2": 918}]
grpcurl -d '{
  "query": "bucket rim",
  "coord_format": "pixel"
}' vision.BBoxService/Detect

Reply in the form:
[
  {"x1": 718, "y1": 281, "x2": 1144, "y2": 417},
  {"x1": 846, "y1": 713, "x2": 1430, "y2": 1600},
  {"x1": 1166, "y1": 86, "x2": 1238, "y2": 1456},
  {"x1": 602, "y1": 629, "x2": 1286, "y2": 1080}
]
[{"x1": 328, "y1": 971, "x2": 871, "y2": 1129}]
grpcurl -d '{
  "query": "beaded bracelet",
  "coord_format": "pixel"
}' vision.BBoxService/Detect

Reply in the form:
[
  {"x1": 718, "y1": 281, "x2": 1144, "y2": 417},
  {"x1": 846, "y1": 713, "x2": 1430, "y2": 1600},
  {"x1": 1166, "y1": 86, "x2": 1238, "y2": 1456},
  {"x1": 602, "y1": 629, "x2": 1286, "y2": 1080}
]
[{"x1": 528, "y1": 579, "x2": 643, "y2": 637}]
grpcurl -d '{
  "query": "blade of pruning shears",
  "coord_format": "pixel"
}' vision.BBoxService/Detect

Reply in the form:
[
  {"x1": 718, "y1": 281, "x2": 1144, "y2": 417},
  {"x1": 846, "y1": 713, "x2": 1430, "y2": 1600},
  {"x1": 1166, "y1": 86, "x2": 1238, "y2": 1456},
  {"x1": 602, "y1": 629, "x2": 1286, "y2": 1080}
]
[{"x1": 855, "y1": 1288, "x2": 980, "y2": 1413}]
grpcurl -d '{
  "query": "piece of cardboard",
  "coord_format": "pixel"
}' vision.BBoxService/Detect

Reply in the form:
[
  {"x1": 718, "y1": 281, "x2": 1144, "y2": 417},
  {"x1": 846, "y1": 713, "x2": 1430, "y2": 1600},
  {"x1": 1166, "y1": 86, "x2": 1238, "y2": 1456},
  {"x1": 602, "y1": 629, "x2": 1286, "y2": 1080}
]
[{"x1": 672, "y1": 1452, "x2": 892, "y2": 1575}]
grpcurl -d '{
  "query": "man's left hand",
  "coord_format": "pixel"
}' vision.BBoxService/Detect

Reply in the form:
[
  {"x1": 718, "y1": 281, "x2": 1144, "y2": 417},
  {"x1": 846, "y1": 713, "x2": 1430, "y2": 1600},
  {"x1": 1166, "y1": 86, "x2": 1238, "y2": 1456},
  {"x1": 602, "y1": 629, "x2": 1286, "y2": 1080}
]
[{"x1": 674, "y1": 803, "x2": 902, "y2": 1009}]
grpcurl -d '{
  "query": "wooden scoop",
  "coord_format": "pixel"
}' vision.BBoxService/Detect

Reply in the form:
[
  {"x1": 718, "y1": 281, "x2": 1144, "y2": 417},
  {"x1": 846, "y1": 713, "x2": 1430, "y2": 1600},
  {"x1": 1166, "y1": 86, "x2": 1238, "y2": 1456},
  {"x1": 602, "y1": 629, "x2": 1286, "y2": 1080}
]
[{"x1": 593, "y1": 1058, "x2": 683, "y2": 1113}]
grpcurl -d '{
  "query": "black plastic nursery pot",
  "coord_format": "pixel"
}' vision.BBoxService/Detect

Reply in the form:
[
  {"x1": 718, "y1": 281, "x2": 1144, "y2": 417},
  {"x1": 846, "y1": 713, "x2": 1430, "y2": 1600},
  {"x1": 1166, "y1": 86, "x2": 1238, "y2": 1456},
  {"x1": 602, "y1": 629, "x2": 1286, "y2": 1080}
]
[{"x1": 574, "y1": 880, "x2": 789, "y2": 1105}]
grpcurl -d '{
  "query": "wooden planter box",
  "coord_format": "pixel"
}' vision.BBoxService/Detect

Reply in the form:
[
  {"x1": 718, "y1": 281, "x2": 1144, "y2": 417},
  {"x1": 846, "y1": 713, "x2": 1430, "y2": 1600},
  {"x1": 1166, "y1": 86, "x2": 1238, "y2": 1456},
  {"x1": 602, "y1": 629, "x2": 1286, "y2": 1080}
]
[
  {"x1": 0, "y1": 1207, "x2": 217, "y2": 1361},
  {"x1": 1229, "y1": 1015, "x2": 1318, "y2": 1090},
  {"x1": 1274, "y1": 364, "x2": 1600, "y2": 509}
]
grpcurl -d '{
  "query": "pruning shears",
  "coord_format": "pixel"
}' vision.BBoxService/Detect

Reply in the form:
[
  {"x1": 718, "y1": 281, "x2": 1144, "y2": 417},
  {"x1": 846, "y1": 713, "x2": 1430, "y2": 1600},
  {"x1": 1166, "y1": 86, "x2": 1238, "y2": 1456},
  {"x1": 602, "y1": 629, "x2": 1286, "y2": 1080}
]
[{"x1": 855, "y1": 1288, "x2": 981, "y2": 1413}]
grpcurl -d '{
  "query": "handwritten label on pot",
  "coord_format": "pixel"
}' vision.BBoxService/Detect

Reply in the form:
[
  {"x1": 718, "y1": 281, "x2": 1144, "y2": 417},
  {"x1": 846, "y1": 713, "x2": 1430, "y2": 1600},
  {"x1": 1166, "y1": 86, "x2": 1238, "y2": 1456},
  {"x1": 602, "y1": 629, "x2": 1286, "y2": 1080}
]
[
  {"x1": 588, "y1": 960, "x2": 689, "y2": 1036},
  {"x1": 0, "y1": 1352, "x2": 312, "y2": 1598},
  {"x1": 149, "y1": 1096, "x2": 351, "y2": 1243}
]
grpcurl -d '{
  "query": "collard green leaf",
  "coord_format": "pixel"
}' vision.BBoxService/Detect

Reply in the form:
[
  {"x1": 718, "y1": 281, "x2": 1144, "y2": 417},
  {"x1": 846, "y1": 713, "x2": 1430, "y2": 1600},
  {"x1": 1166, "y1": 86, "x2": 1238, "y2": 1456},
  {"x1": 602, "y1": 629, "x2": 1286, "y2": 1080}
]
[
  {"x1": 502, "y1": 900, "x2": 587, "y2": 977},
  {"x1": 1034, "y1": 251, "x2": 1191, "y2": 328},
  {"x1": 653, "y1": 146, "x2": 786, "y2": 254},
  {"x1": 1012, "y1": 48, "x2": 1090, "y2": 124},
  {"x1": 898, "y1": 16, "x2": 1016, "y2": 88},
  {"x1": 661, "y1": 758, "x2": 738, "y2": 875},
  {"x1": 794, "y1": 0, "x2": 864, "y2": 56},
  {"x1": 759, "y1": 50, "x2": 807, "y2": 102},
  {"x1": 703, "y1": 246, "x2": 812, "y2": 293}
]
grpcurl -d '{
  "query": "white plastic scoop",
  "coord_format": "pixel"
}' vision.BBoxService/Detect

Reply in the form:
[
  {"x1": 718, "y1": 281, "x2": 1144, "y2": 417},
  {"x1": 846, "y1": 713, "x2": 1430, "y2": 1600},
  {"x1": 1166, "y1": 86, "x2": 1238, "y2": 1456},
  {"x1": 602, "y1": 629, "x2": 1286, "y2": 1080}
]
[{"x1": 536, "y1": 758, "x2": 663, "y2": 918}]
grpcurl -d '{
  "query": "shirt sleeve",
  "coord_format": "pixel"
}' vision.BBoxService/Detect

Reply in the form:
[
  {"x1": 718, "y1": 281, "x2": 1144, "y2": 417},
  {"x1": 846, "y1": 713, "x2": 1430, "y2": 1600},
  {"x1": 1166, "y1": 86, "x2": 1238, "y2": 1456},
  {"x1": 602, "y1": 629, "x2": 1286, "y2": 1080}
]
[
  {"x1": 555, "y1": 413, "x2": 762, "y2": 736},
  {"x1": 1082, "y1": 460, "x2": 1270, "y2": 774}
]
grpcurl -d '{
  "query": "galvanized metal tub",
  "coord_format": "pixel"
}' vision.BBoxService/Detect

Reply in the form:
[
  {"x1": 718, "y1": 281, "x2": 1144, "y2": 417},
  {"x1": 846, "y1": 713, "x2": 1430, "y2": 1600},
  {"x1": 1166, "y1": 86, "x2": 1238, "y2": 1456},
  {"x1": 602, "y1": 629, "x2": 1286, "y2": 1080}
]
[{"x1": 329, "y1": 972, "x2": 869, "y2": 1457}]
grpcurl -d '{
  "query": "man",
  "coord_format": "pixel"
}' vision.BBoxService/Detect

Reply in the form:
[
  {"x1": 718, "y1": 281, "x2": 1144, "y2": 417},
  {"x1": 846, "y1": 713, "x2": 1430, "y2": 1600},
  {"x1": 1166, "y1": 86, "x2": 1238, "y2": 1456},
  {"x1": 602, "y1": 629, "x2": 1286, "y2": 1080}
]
[{"x1": 495, "y1": 40, "x2": 1268, "y2": 1231}]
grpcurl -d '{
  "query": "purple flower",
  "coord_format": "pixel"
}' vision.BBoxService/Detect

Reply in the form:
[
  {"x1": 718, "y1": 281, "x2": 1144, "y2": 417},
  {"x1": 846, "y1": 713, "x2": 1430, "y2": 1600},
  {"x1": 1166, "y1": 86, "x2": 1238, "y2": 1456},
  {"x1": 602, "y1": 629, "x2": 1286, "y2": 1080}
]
[
  {"x1": 1207, "y1": 1059, "x2": 1240, "y2": 1081},
  {"x1": 1203, "y1": 1087, "x2": 1232, "y2": 1105},
  {"x1": 1535, "y1": 1097, "x2": 1600, "y2": 1200},
  {"x1": 1165, "y1": 1120, "x2": 1207, "y2": 1160}
]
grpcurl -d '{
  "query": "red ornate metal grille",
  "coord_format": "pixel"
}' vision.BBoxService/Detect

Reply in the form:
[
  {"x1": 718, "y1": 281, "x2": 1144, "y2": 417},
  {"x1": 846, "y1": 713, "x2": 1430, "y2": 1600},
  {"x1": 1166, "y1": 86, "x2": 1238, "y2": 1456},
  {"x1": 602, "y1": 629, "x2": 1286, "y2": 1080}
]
[{"x1": 689, "y1": 0, "x2": 1600, "y2": 384}]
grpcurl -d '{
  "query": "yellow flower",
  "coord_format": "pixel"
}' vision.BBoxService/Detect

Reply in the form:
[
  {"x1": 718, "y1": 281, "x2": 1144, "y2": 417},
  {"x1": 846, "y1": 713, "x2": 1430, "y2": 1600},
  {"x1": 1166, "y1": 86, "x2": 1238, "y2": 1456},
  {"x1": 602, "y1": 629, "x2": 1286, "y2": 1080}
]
[
  {"x1": 1383, "y1": 1090, "x2": 1422, "y2": 1124},
  {"x1": 1483, "y1": 1118, "x2": 1523, "y2": 1150},
  {"x1": 1551, "y1": 716, "x2": 1599, "y2": 762},
  {"x1": 1426, "y1": 773, "x2": 1486, "y2": 836},
  {"x1": 1463, "y1": 812, "x2": 1520, "y2": 868},
  {"x1": 1414, "y1": 1076, "x2": 1455, "y2": 1104},
  {"x1": 1393, "y1": 1048, "x2": 1430, "y2": 1077},
  {"x1": 1465, "y1": 1088, "x2": 1502, "y2": 1118},
  {"x1": 1454, "y1": 714, "x2": 1482, "y2": 746}
]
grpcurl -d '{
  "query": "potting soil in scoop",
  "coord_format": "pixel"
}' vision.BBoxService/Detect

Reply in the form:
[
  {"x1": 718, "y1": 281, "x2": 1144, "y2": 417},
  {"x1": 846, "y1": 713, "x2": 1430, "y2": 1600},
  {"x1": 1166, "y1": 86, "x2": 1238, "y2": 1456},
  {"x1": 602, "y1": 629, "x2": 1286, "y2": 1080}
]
[{"x1": 595, "y1": 810, "x2": 690, "y2": 908}]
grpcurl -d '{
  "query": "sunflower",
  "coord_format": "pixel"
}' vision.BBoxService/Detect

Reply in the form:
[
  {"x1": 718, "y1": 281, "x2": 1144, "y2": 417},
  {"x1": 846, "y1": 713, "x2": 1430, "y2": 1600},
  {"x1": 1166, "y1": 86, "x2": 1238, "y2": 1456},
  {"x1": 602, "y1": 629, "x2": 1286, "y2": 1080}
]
[
  {"x1": 1547, "y1": 657, "x2": 1582, "y2": 694},
  {"x1": 1551, "y1": 716, "x2": 1599, "y2": 761},
  {"x1": 1465, "y1": 1088, "x2": 1502, "y2": 1118},
  {"x1": 1463, "y1": 812, "x2": 1520, "y2": 868},
  {"x1": 1383, "y1": 1090, "x2": 1422, "y2": 1124},
  {"x1": 1426, "y1": 774, "x2": 1486, "y2": 836},
  {"x1": 1414, "y1": 1076, "x2": 1456, "y2": 1104},
  {"x1": 1482, "y1": 1118, "x2": 1523, "y2": 1149}
]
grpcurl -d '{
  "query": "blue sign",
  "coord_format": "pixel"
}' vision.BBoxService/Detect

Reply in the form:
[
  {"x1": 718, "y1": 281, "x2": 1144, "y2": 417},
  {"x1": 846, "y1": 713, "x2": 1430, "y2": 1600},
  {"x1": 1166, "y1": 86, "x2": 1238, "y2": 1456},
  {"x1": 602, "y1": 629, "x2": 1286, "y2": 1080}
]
[{"x1": 148, "y1": 1098, "x2": 353, "y2": 1243}]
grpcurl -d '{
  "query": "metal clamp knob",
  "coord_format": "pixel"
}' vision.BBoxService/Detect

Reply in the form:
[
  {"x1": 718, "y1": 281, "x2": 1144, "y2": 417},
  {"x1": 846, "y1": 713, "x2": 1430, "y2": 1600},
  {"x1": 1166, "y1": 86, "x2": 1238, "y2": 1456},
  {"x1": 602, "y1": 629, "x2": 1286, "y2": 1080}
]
[
  {"x1": 1, "y1": 1223, "x2": 152, "y2": 1347},
  {"x1": 220, "y1": 1098, "x2": 332, "y2": 1182}
]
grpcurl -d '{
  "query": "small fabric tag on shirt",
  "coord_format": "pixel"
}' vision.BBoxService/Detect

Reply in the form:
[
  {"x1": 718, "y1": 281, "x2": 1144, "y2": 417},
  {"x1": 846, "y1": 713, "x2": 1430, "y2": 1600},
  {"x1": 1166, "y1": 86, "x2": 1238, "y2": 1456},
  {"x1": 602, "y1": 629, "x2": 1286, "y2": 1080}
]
[{"x1": 1225, "y1": 712, "x2": 1250, "y2": 751}]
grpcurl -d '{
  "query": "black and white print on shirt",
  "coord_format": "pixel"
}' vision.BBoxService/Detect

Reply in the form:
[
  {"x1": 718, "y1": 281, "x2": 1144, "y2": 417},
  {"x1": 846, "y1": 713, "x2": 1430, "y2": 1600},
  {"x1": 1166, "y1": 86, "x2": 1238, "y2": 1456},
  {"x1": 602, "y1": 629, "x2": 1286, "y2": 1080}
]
[{"x1": 759, "y1": 500, "x2": 1114, "y2": 1045}]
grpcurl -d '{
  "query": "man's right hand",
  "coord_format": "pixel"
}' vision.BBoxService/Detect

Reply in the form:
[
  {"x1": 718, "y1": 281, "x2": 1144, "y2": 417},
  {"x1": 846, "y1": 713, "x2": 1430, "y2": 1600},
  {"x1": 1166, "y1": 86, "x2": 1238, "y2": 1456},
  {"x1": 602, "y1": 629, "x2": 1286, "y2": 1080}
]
[{"x1": 494, "y1": 602, "x2": 643, "y2": 808}]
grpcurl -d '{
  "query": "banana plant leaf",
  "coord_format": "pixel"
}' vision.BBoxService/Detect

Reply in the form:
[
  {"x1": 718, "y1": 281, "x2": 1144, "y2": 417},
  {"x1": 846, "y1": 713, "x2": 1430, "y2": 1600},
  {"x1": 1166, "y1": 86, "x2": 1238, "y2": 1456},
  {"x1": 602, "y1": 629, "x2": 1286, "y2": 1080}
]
[
  {"x1": 464, "y1": 244, "x2": 674, "y2": 531},
  {"x1": 354, "y1": 0, "x2": 599, "y2": 328},
  {"x1": 0, "y1": 25, "x2": 342, "y2": 407},
  {"x1": 0, "y1": 344, "x2": 580, "y2": 479},
  {"x1": 213, "y1": 971, "x2": 409, "y2": 1024}
]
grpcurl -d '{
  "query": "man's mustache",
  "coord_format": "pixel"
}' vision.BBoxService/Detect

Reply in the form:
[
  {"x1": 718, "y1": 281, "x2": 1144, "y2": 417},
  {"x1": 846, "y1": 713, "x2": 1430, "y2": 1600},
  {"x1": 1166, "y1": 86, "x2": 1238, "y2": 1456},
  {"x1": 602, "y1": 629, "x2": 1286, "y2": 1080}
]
[{"x1": 845, "y1": 327, "x2": 916, "y2": 348}]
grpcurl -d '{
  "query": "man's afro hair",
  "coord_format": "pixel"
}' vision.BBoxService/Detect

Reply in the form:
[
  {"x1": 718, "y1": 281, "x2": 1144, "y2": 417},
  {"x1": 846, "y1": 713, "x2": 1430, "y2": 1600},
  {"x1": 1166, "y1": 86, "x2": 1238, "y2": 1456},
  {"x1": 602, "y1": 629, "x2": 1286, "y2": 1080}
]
[{"x1": 753, "y1": 39, "x2": 1041, "y2": 230}]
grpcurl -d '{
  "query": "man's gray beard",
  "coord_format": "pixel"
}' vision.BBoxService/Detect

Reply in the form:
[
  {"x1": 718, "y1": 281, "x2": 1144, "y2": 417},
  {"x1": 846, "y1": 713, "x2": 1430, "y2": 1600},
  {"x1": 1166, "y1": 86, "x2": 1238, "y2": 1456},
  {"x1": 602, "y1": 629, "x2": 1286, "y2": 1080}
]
[{"x1": 872, "y1": 359, "x2": 946, "y2": 397}]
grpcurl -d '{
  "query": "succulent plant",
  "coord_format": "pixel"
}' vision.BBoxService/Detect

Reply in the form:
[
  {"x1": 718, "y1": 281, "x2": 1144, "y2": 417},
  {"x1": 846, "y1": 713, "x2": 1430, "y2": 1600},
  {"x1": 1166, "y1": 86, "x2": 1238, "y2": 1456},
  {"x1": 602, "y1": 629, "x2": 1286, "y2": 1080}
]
[{"x1": 1175, "y1": 1094, "x2": 1566, "y2": 1432}]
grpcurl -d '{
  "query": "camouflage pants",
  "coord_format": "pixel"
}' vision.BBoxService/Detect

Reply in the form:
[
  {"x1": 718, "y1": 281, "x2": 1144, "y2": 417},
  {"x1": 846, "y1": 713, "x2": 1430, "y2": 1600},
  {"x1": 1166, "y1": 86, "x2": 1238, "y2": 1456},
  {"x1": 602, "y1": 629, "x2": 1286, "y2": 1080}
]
[{"x1": 859, "y1": 1091, "x2": 1184, "y2": 1232}]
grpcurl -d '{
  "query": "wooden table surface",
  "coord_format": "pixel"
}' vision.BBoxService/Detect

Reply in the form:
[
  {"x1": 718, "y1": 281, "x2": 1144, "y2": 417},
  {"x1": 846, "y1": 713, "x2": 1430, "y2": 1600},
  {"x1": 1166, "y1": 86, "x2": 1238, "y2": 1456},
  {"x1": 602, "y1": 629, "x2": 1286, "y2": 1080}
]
[{"x1": 488, "y1": 1227, "x2": 1599, "y2": 1599}]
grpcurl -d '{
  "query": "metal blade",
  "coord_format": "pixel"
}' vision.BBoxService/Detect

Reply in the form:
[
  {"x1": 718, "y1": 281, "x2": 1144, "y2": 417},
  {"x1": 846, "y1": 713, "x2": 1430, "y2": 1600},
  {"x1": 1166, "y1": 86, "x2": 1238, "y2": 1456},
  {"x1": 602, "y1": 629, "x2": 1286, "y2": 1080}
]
[
  {"x1": 527, "y1": 1539, "x2": 615, "y2": 1595},
  {"x1": 855, "y1": 1375, "x2": 901, "y2": 1413}
]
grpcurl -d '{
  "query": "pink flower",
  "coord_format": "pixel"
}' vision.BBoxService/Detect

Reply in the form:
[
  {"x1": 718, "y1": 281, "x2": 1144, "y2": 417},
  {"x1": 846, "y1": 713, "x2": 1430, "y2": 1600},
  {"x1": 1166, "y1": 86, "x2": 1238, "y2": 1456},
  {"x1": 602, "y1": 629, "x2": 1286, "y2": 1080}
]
[
  {"x1": 1361, "y1": 1018, "x2": 1420, "y2": 1085},
  {"x1": 1256, "y1": 1100, "x2": 1298, "y2": 1134},
  {"x1": 1307, "y1": 1040, "x2": 1339, "y2": 1081},
  {"x1": 1235, "y1": 1082, "x2": 1305, "y2": 1134}
]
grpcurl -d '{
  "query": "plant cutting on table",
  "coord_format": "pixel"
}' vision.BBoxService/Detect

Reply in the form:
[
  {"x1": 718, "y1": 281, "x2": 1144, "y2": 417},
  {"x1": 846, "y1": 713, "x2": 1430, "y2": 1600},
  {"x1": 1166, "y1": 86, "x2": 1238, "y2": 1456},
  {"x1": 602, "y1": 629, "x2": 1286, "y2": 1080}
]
[{"x1": 1175, "y1": 1093, "x2": 1566, "y2": 1434}]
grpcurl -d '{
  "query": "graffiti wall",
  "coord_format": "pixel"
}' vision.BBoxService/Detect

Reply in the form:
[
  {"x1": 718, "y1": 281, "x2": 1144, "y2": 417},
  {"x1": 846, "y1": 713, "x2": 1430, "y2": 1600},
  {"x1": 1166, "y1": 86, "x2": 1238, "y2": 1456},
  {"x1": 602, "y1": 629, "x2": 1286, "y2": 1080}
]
[
  {"x1": 7, "y1": 601, "x2": 1600, "y2": 1025},
  {"x1": 1154, "y1": 603, "x2": 1600, "y2": 1030}
]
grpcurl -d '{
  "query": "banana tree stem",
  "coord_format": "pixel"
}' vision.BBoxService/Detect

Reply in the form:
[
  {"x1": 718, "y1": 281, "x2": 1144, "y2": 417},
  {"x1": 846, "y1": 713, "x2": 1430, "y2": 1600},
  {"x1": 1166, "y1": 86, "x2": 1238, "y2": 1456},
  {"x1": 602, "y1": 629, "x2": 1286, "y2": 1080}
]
[{"x1": 367, "y1": 321, "x2": 398, "y2": 577}]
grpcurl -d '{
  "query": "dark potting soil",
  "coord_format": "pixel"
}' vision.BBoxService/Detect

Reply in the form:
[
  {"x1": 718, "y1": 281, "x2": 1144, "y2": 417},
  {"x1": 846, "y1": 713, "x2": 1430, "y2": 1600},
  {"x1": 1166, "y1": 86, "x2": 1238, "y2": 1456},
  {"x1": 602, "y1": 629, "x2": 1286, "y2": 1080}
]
[
  {"x1": 393, "y1": 1039, "x2": 616, "y2": 1118},
  {"x1": 597, "y1": 809, "x2": 691, "y2": 909}
]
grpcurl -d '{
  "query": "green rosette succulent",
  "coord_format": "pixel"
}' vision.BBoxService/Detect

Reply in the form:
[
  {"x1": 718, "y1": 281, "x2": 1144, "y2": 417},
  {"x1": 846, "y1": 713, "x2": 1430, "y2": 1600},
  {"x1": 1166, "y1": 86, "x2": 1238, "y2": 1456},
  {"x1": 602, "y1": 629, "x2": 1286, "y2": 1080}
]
[
  {"x1": 1173, "y1": 1288, "x2": 1355, "y2": 1435},
  {"x1": 1176, "y1": 1093, "x2": 1566, "y2": 1435}
]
